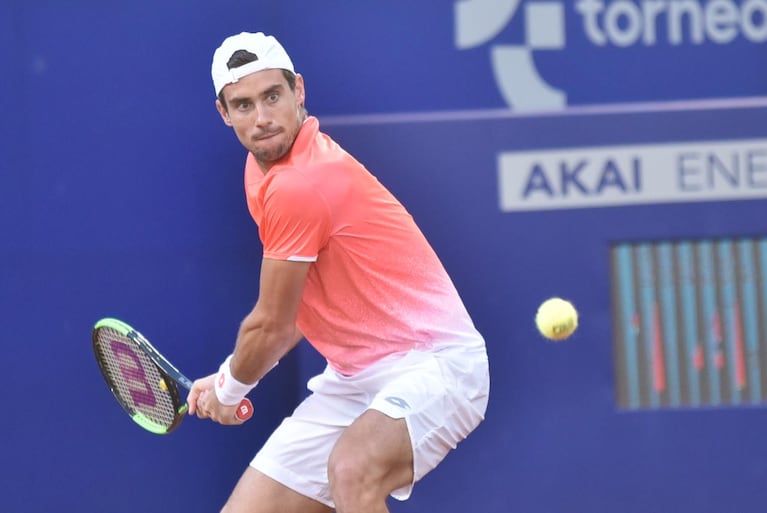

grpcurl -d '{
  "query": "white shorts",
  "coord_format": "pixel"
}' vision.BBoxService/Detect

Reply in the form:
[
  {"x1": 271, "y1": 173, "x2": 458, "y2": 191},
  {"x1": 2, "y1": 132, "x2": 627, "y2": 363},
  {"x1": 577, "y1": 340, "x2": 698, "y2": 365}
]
[{"x1": 250, "y1": 343, "x2": 490, "y2": 508}]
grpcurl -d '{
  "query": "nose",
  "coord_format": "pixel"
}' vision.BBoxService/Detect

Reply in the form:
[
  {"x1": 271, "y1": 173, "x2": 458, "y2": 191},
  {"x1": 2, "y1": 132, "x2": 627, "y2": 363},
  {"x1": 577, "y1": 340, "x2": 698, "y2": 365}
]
[{"x1": 254, "y1": 105, "x2": 271, "y2": 128}]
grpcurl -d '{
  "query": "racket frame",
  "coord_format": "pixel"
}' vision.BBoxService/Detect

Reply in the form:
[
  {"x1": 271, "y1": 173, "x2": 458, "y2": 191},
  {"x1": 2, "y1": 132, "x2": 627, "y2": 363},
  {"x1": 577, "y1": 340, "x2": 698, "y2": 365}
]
[{"x1": 93, "y1": 318, "x2": 192, "y2": 433}]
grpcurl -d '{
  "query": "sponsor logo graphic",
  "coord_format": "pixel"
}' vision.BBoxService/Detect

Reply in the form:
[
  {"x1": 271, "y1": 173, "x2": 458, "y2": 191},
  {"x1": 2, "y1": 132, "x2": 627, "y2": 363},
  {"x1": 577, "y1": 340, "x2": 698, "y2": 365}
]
[
  {"x1": 110, "y1": 339, "x2": 157, "y2": 408},
  {"x1": 384, "y1": 396, "x2": 411, "y2": 409},
  {"x1": 455, "y1": 0, "x2": 767, "y2": 110},
  {"x1": 455, "y1": 0, "x2": 566, "y2": 110},
  {"x1": 498, "y1": 138, "x2": 767, "y2": 210}
]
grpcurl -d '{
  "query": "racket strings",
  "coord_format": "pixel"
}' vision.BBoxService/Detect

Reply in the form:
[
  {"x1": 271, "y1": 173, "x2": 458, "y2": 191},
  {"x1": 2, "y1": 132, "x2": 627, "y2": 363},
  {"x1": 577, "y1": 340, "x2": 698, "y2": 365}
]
[{"x1": 94, "y1": 328, "x2": 179, "y2": 428}]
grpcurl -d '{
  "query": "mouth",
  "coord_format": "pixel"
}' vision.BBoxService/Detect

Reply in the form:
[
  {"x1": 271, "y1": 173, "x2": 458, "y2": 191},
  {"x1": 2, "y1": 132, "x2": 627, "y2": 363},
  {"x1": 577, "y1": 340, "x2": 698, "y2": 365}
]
[{"x1": 255, "y1": 130, "x2": 281, "y2": 141}]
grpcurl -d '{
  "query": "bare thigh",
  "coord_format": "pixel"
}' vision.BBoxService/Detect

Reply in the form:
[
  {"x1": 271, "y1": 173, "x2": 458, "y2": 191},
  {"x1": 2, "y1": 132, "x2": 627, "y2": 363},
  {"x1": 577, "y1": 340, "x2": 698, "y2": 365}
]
[
  {"x1": 329, "y1": 409, "x2": 414, "y2": 498},
  {"x1": 222, "y1": 467, "x2": 333, "y2": 513}
]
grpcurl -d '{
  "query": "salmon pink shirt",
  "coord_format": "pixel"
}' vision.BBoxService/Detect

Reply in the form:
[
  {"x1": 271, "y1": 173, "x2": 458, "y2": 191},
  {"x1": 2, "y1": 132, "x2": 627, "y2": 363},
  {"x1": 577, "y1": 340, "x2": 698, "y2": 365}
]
[{"x1": 244, "y1": 117, "x2": 483, "y2": 375}]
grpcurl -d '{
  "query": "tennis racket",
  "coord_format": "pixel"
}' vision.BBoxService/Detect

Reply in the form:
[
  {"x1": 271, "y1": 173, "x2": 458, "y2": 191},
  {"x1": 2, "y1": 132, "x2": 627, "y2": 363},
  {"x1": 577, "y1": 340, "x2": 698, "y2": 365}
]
[{"x1": 92, "y1": 317, "x2": 253, "y2": 434}]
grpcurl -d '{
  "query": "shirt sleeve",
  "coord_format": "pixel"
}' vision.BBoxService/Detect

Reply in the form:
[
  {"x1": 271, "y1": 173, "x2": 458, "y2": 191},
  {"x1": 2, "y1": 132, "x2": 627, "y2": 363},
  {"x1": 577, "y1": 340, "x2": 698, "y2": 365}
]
[{"x1": 260, "y1": 170, "x2": 331, "y2": 261}]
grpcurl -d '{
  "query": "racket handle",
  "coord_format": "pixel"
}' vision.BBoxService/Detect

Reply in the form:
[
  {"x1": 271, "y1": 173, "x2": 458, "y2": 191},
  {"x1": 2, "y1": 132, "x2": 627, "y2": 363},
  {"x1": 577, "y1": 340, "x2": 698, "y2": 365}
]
[{"x1": 236, "y1": 398, "x2": 254, "y2": 421}]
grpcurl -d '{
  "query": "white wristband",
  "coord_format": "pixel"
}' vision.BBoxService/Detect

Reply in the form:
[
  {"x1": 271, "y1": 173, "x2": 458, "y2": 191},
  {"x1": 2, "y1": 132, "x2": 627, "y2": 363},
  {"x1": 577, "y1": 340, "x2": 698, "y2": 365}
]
[{"x1": 214, "y1": 355, "x2": 258, "y2": 405}]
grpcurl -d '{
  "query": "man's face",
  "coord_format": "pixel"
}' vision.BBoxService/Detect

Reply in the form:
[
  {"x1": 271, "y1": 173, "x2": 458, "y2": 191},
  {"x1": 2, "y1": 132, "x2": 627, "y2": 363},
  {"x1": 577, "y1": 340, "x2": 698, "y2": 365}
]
[{"x1": 216, "y1": 69, "x2": 305, "y2": 171}]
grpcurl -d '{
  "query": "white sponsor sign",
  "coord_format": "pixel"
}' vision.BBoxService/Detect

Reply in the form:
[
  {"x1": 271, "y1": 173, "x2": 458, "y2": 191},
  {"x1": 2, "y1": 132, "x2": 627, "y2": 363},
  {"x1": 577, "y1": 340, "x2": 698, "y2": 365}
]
[{"x1": 498, "y1": 138, "x2": 767, "y2": 211}]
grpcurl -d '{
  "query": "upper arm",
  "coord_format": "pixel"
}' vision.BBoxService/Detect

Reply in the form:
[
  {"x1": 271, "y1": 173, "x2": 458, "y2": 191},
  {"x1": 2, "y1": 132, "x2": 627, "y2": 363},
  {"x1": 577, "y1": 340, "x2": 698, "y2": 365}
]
[{"x1": 247, "y1": 257, "x2": 311, "y2": 337}]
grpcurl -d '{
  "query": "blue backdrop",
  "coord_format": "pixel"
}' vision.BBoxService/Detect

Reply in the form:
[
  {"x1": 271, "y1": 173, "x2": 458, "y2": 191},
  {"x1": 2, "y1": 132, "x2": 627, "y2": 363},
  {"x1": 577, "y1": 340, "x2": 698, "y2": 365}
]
[{"x1": 3, "y1": 1, "x2": 767, "y2": 512}]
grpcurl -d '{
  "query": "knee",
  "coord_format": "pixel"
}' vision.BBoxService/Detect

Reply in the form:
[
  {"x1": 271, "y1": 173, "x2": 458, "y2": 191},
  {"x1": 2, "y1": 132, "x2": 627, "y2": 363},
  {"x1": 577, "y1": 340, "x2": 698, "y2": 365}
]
[
  {"x1": 327, "y1": 448, "x2": 379, "y2": 503},
  {"x1": 328, "y1": 449, "x2": 364, "y2": 492}
]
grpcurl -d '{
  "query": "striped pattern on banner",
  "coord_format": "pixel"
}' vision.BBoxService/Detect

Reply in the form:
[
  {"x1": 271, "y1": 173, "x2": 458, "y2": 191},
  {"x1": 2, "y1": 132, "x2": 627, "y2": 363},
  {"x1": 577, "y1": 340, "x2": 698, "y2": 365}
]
[{"x1": 611, "y1": 238, "x2": 767, "y2": 410}]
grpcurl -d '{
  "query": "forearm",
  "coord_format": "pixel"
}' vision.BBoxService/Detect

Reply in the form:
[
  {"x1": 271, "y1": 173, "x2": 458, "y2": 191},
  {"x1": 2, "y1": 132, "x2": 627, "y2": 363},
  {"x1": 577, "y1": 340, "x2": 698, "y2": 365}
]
[
  {"x1": 224, "y1": 258, "x2": 310, "y2": 386},
  {"x1": 228, "y1": 313, "x2": 303, "y2": 384}
]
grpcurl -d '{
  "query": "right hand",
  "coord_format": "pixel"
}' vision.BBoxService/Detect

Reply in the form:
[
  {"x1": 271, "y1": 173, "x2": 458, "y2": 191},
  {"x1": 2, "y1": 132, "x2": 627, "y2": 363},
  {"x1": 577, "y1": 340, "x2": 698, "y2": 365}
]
[{"x1": 186, "y1": 373, "x2": 216, "y2": 417}]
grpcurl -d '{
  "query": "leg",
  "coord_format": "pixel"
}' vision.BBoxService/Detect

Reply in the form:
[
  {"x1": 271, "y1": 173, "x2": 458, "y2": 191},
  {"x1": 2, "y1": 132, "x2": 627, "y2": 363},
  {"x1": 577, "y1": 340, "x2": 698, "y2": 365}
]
[
  {"x1": 327, "y1": 409, "x2": 413, "y2": 513},
  {"x1": 221, "y1": 467, "x2": 333, "y2": 513}
]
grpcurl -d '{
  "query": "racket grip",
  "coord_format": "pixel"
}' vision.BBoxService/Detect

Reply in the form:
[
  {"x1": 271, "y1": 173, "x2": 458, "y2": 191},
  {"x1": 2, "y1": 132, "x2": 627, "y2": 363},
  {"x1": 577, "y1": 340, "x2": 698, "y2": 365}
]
[{"x1": 236, "y1": 398, "x2": 254, "y2": 421}]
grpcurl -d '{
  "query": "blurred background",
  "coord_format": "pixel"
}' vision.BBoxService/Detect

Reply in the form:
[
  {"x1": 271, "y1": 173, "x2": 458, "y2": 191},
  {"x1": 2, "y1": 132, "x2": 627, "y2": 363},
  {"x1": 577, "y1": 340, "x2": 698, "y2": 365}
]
[{"x1": 2, "y1": 1, "x2": 767, "y2": 512}]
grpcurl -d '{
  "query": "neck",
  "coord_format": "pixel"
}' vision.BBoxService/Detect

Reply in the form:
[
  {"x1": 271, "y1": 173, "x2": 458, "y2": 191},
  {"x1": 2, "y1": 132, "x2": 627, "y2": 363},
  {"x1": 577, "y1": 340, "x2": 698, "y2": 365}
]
[{"x1": 256, "y1": 159, "x2": 271, "y2": 175}]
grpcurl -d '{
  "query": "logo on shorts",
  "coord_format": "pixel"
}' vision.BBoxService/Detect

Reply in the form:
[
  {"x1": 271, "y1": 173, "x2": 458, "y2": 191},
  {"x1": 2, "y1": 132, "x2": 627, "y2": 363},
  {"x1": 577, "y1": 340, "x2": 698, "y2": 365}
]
[{"x1": 384, "y1": 396, "x2": 411, "y2": 410}]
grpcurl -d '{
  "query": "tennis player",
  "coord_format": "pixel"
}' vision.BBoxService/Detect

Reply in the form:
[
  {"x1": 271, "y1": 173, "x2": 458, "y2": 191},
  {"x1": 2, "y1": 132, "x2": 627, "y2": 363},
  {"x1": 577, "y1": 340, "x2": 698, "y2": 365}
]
[{"x1": 188, "y1": 31, "x2": 490, "y2": 513}]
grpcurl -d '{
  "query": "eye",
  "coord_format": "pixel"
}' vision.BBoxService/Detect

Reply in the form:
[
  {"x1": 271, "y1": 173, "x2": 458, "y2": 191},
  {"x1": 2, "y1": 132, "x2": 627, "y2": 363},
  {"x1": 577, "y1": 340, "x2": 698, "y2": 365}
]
[
  {"x1": 267, "y1": 93, "x2": 280, "y2": 104},
  {"x1": 236, "y1": 101, "x2": 253, "y2": 112}
]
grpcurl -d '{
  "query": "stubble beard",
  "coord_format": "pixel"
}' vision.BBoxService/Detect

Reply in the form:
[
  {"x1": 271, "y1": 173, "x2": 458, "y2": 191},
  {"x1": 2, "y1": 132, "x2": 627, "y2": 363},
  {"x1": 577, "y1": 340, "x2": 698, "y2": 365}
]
[
  {"x1": 252, "y1": 118, "x2": 302, "y2": 169},
  {"x1": 251, "y1": 109, "x2": 307, "y2": 169},
  {"x1": 252, "y1": 140, "x2": 291, "y2": 166}
]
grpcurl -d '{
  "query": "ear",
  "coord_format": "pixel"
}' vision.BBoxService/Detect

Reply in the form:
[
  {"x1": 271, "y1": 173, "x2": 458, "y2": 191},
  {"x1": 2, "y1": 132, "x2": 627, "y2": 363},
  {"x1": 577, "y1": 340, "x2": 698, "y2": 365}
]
[
  {"x1": 294, "y1": 74, "x2": 306, "y2": 108},
  {"x1": 216, "y1": 99, "x2": 233, "y2": 127}
]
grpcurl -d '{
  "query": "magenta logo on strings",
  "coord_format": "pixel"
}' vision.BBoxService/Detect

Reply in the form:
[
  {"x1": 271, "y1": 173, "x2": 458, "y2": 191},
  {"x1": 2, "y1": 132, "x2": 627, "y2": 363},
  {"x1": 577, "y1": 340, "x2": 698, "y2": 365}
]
[
  {"x1": 110, "y1": 340, "x2": 157, "y2": 408},
  {"x1": 455, "y1": 0, "x2": 767, "y2": 111}
]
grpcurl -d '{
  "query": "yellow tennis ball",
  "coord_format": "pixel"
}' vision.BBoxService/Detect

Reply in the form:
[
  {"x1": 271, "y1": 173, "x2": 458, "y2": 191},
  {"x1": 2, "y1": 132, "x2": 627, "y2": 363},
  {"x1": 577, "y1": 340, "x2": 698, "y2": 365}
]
[
  {"x1": 535, "y1": 297, "x2": 578, "y2": 341},
  {"x1": 159, "y1": 378, "x2": 168, "y2": 392}
]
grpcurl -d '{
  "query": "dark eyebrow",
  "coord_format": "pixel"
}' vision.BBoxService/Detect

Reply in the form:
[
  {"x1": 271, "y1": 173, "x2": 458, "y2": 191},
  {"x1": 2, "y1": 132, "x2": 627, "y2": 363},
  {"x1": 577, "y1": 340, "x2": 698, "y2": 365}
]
[
  {"x1": 228, "y1": 95, "x2": 252, "y2": 106},
  {"x1": 260, "y1": 84, "x2": 284, "y2": 99},
  {"x1": 226, "y1": 83, "x2": 285, "y2": 107}
]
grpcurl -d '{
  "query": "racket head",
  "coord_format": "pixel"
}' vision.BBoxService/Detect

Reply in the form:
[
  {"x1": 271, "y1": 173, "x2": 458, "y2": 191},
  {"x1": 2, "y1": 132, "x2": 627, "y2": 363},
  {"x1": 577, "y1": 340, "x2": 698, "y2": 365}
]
[{"x1": 92, "y1": 318, "x2": 188, "y2": 434}]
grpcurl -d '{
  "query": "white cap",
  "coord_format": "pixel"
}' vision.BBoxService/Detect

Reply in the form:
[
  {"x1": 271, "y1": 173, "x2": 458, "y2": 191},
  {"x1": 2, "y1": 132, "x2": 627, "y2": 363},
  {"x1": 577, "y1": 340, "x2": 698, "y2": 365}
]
[{"x1": 211, "y1": 32, "x2": 295, "y2": 96}]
